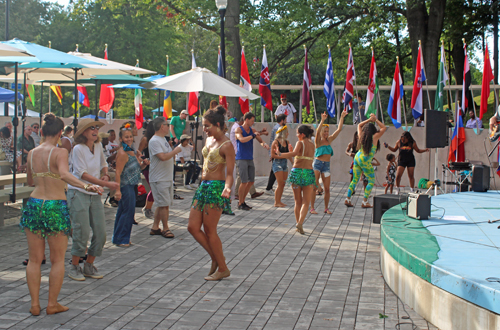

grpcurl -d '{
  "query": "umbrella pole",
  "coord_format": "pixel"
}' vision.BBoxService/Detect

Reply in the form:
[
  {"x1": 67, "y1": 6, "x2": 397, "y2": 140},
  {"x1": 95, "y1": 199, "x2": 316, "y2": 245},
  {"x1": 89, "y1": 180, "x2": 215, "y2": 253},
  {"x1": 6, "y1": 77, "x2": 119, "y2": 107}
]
[
  {"x1": 39, "y1": 81, "x2": 43, "y2": 128},
  {"x1": 95, "y1": 81, "x2": 99, "y2": 121},
  {"x1": 21, "y1": 73, "x2": 26, "y2": 165},
  {"x1": 193, "y1": 97, "x2": 200, "y2": 165},
  {"x1": 10, "y1": 62, "x2": 18, "y2": 203},
  {"x1": 73, "y1": 69, "x2": 78, "y2": 129},
  {"x1": 158, "y1": 90, "x2": 161, "y2": 115}
]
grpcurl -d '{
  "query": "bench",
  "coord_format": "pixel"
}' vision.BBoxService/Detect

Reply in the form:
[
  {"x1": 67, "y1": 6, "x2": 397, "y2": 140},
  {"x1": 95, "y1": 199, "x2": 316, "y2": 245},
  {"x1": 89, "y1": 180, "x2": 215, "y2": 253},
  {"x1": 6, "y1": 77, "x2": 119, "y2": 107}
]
[
  {"x1": 0, "y1": 185, "x2": 35, "y2": 227},
  {"x1": 0, "y1": 160, "x2": 12, "y2": 175},
  {"x1": 0, "y1": 173, "x2": 27, "y2": 187}
]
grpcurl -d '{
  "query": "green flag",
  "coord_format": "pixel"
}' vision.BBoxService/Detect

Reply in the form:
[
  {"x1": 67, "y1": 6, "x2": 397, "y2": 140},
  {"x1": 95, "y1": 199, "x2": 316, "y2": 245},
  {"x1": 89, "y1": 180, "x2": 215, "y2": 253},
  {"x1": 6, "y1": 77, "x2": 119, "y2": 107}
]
[
  {"x1": 434, "y1": 43, "x2": 448, "y2": 111},
  {"x1": 26, "y1": 84, "x2": 35, "y2": 107}
]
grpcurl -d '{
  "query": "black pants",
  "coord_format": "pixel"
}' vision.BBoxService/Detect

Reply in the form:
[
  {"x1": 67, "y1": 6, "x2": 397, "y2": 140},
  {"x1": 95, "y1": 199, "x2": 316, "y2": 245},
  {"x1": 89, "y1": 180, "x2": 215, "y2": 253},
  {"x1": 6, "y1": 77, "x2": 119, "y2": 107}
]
[{"x1": 265, "y1": 168, "x2": 276, "y2": 191}]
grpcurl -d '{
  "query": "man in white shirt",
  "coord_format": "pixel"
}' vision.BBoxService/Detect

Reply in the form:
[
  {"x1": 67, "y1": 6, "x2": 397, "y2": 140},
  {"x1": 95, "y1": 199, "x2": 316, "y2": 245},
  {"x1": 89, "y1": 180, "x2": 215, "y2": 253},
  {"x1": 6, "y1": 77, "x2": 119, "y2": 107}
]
[
  {"x1": 275, "y1": 94, "x2": 297, "y2": 123},
  {"x1": 148, "y1": 117, "x2": 181, "y2": 239}
]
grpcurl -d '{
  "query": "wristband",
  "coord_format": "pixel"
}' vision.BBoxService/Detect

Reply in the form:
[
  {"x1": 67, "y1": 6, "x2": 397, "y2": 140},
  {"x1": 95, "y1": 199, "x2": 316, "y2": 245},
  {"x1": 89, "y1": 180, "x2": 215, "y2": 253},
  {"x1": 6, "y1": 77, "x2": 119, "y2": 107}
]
[{"x1": 252, "y1": 134, "x2": 256, "y2": 139}]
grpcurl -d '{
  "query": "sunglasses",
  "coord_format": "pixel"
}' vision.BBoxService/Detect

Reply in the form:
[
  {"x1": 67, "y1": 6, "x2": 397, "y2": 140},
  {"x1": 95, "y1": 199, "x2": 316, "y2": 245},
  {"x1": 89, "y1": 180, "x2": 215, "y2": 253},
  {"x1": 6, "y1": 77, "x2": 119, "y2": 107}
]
[
  {"x1": 89, "y1": 126, "x2": 100, "y2": 131},
  {"x1": 32, "y1": 126, "x2": 39, "y2": 129}
]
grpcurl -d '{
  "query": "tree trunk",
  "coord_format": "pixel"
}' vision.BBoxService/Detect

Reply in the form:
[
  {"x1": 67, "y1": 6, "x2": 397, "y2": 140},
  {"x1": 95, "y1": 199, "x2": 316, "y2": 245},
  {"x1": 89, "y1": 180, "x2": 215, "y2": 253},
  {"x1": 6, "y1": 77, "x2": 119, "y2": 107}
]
[
  {"x1": 406, "y1": 0, "x2": 446, "y2": 110},
  {"x1": 225, "y1": 0, "x2": 241, "y2": 119}
]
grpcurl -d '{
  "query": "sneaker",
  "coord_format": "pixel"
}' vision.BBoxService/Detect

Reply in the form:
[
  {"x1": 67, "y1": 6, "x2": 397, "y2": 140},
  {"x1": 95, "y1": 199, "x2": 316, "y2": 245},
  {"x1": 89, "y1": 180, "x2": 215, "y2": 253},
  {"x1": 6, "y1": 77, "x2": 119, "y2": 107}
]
[
  {"x1": 142, "y1": 207, "x2": 154, "y2": 219},
  {"x1": 190, "y1": 183, "x2": 198, "y2": 188},
  {"x1": 264, "y1": 189, "x2": 273, "y2": 196},
  {"x1": 184, "y1": 184, "x2": 192, "y2": 190},
  {"x1": 68, "y1": 264, "x2": 85, "y2": 281},
  {"x1": 222, "y1": 210, "x2": 235, "y2": 216},
  {"x1": 237, "y1": 203, "x2": 251, "y2": 211},
  {"x1": 83, "y1": 262, "x2": 103, "y2": 279}
]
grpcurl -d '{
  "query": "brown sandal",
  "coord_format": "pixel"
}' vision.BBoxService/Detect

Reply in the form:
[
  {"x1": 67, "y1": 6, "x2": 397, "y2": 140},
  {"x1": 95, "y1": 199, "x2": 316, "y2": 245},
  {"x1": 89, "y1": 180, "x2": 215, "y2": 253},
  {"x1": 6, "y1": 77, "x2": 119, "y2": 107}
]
[
  {"x1": 150, "y1": 228, "x2": 162, "y2": 235},
  {"x1": 161, "y1": 229, "x2": 174, "y2": 238},
  {"x1": 344, "y1": 199, "x2": 354, "y2": 207}
]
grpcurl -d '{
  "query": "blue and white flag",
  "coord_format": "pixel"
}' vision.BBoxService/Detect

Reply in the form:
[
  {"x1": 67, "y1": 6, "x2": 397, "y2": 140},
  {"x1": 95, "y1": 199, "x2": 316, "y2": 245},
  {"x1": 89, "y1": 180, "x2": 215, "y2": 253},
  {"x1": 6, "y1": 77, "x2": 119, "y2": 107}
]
[{"x1": 324, "y1": 49, "x2": 336, "y2": 118}]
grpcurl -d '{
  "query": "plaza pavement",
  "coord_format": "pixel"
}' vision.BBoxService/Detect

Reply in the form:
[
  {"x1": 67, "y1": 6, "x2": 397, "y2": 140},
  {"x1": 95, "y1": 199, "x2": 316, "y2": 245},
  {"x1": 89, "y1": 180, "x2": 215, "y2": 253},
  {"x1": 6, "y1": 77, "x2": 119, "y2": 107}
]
[{"x1": 0, "y1": 178, "x2": 438, "y2": 330}]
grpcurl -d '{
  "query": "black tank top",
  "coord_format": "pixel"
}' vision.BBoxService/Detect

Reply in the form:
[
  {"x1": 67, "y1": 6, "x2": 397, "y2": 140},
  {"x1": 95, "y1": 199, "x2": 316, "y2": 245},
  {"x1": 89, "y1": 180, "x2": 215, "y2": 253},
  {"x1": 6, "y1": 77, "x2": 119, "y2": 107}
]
[
  {"x1": 398, "y1": 140, "x2": 414, "y2": 162},
  {"x1": 277, "y1": 140, "x2": 288, "y2": 153}
]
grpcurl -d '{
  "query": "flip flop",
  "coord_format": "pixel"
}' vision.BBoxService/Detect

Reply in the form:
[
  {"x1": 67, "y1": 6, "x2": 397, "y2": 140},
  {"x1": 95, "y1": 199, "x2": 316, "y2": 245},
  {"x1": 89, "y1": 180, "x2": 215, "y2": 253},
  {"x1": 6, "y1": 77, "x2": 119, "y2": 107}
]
[
  {"x1": 161, "y1": 230, "x2": 175, "y2": 238},
  {"x1": 174, "y1": 194, "x2": 184, "y2": 200}
]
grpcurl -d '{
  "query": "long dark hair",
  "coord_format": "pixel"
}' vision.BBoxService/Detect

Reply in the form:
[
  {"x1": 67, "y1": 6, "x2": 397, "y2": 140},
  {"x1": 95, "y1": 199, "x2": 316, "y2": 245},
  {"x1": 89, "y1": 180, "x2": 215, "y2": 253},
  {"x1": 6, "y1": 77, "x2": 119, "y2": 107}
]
[
  {"x1": 360, "y1": 123, "x2": 380, "y2": 155},
  {"x1": 400, "y1": 131, "x2": 414, "y2": 145},
  {"x1": 351, "y1": 131, "x2": 359, "y2": 153},
  {"x1": 145, "y1": 121, "x2": 156, "y2": 141},
  {"x1": 298, "y1": 125, "x2": 314, "y2": 138}
]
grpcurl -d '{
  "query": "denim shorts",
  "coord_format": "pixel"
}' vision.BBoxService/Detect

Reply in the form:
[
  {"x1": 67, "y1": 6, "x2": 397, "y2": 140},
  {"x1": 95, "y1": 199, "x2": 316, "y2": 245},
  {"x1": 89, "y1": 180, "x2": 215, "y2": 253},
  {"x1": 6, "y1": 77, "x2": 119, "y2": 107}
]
[
  {"x1": 272, "y1": 159, "x2": 288, "y2": 173},
  {"x1": 313, "y1": 159, "x2": 331, "y2": 175}
]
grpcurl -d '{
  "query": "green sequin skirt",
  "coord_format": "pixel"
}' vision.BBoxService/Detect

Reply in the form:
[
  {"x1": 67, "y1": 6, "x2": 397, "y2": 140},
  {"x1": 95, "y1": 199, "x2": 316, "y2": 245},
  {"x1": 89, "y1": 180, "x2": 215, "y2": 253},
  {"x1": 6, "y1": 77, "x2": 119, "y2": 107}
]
[
  {"x1": 288, "y1": 168, "x2": 316, "y2": 187},
  {"x1": 192, "y1": 180, "x2": 232, "y2": 213},
  {"x1": 20, "y1": 197, "x2": 71, "y2": 238}
]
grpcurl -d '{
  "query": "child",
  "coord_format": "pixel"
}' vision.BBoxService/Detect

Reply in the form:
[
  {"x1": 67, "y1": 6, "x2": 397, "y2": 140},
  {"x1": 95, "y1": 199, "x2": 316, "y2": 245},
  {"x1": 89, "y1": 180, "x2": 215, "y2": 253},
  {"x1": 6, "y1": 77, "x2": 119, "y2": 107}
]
[{"x1": 385, "y1": 153, "x2": 397, "y2": 194}]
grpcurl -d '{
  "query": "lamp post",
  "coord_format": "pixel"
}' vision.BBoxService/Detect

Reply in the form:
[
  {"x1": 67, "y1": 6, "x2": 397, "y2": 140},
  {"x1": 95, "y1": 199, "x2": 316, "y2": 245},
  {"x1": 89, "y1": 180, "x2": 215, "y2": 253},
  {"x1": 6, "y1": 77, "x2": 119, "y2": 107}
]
[{"x1": 215, "y1": 0, "x2": 227, "y2": 78}]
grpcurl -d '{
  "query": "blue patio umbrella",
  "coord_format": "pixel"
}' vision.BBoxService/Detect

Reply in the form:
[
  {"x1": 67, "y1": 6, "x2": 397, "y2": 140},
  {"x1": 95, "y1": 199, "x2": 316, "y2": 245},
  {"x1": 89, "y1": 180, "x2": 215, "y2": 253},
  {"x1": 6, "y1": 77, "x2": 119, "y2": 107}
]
[
  {"x1": 152, "y1": 107, "x2": 177, "y2": 113},
  {"x1": 0, "y1": 87, "x2": 23, "y2": 102}
]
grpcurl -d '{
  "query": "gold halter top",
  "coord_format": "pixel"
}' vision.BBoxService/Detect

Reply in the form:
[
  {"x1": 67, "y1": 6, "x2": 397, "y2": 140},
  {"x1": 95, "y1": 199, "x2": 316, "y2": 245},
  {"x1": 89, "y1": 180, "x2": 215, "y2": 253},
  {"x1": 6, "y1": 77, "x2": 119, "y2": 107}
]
[
  {"x1": 30, "y1": 147, "x2": 62, "y2": 180},
  {"x1": 294, "y1": 140, "x2": 314, "y2": 161},
  {"x1": 202, "y1": 140, "x2": 230, "y2": 173}
]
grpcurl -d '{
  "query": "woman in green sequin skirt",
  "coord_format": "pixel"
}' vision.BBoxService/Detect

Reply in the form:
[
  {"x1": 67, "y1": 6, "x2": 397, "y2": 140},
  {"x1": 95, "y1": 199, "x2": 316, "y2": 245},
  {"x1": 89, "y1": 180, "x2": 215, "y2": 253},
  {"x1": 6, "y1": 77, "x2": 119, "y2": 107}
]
[
  {"x1": 21, "y1": 114, "x2": 102, "y2": 316},
  {"x1": 273, "y1": 125, "x2": 316, "y2": 235},
  {"x1": 188, "y1": 106, "x2": 235, "y2": 281}
]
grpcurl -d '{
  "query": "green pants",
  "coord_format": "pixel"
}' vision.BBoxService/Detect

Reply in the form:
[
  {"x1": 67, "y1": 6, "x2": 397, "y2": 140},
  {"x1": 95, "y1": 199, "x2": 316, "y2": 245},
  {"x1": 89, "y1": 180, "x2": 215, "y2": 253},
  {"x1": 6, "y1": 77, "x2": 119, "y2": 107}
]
[{"x1": 67, "y1": 189, "x2": 106, "y2": 257}]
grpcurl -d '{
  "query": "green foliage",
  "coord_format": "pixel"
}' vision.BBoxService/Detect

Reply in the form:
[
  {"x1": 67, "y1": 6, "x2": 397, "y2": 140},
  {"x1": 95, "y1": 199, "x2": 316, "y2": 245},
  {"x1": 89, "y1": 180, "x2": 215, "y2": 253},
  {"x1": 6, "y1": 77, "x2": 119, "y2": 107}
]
[{"x1": 301, "y1": 102, "x2": 315, "y2": 124}]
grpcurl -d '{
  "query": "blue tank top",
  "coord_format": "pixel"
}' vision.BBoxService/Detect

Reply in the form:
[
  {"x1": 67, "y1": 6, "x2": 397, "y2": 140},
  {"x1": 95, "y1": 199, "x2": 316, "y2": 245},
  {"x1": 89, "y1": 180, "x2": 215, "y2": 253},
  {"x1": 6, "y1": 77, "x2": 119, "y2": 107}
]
[{"x1": 236, "y1": 125, "x2": 254, "y2": 160}]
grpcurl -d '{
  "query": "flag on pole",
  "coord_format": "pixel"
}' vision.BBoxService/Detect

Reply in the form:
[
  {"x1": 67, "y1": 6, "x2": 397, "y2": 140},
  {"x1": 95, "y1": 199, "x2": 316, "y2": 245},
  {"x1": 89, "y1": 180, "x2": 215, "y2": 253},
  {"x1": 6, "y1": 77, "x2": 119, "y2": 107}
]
[
  {"x1": 99, "y1": 45, "x2": 114, "y2": 113},
  {"x1": 26, "y1": 85, "x2": 35, "y2": 107},
  {"x1": 410, "y1": 45, "x2": 426, "y2": 120},
  {"x1": 134, "y1": 60, "x2": 143, "y2": 130},
  {"x1": 50, "y1": 86, "x2": 63, "y2": 105},
  {"x1": 461, "y1": 43, "x2": 473, "y2": 115},
  {"x1": 448, "y1": 106, "x2": 466, "y2": 163},
  {"x1": 188, "y1": 51, "x2": 199, "y2": 115},
  {"x1": 217, "y1": 47, "x2": 228, "y2": 109},
  {"x1": 77, "y1": 87, "x2": 90, "y2": 107},
  {"x1": 365, "y1": 49, "x2": 378, "y2": 117},
  {"x1": 163, "y1": 56, "x2": 173, "y2": 118},
  {"x1": 434, "y1": 43, "x2": 449, "y2": 111},
  {"x1": 302, "y1": 47, "x2": 312, "y2": 114},
  {"x1": 323, "y1": 48, "x2": 335, "y2": 118},
  {"x1": 387, "y1": 59, "x2": 404, "y2": 129},
  {"x1": 342, "y1": 46, "x2": 355, "y2": 111},
  {"x1": 259, "y1": 47, "x2": 272, "y2": 111},
  {"x1": 480, "y1": 44, "x2": 494, "y2": 119},
  {"x1": 239, "y1": 47, "x2": 251, "y2": 114}
]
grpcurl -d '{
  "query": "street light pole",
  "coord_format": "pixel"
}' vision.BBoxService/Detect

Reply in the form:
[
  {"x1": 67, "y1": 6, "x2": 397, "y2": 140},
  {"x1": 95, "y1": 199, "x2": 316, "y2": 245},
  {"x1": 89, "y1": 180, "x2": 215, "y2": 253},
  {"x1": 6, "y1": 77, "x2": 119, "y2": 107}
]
[
  {"x1": 215, "y1": 0, "x2": 228, "y2": 78},
  {"x1": 5, "y1": 0, "x2": 9, "y2": 40}
]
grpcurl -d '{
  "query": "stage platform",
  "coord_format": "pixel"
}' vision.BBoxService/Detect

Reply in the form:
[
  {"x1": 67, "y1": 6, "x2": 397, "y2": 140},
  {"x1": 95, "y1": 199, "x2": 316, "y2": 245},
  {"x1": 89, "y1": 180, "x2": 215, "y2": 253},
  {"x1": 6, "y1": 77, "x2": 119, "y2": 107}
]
[{"x1": 380, "y1": 191, "x2": 500, "y2": 330}]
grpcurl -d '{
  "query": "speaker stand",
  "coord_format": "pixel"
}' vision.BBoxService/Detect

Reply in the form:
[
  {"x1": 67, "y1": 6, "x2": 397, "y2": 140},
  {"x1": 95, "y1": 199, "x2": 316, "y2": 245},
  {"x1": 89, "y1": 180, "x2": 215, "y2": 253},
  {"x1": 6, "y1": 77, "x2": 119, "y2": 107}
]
[{"x1": 425, "y1": 182, "x2": 445, "y2": 195}]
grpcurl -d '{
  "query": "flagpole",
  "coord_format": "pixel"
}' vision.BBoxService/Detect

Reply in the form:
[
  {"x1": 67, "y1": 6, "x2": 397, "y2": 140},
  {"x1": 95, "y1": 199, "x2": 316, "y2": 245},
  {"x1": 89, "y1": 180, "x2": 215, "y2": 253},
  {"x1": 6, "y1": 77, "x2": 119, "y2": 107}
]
[
  {"x1": 350, "y1": 43, "x2": 362, "y2": 124},
  {"x1": 398, "y1": 57, "x2": 408, "y2": 128},
  {"x1": 419, "y1": 40, "x2": 432, "y2": 110},
  {"x1": 377, "y1": 90, "x2": 384, "y2": 122}
]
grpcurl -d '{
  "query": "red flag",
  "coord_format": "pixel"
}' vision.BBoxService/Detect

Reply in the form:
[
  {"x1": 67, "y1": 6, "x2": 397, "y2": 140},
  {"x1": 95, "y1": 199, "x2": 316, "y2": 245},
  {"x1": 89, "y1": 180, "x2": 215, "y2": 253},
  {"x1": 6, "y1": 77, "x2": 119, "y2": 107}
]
[
  {"x1": 480, "y1": 45, "x2": 494, "y2": 119},
  {"x1": 302, "y1": 48, "x2": 312, "y2": 114},
  {"x1": 99, "y1": 45, "x2": 114, "y2": 113},
  {"x1": 342, "y1": 47, "x2": 355, "y2": 110},
  {"x1": 77, "y1": 87, "x2": 90, "y2": 107},
  {"x1": 188, "y1": 52, "x2": 199, "y2": 115},
  {"x1": 239, "y1": 47, "x2": 251, "y2": 114}
]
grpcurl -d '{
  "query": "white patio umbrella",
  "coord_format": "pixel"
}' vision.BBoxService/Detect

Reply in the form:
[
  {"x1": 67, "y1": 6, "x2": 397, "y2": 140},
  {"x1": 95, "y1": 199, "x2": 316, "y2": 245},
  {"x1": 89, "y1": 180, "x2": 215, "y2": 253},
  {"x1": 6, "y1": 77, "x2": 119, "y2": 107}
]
[
  {"x1": 0, "y1": 43, "x2": 33, "y2": 57},
  {"x1": 141, "y1": 67, "x2": 259, "y2": 99}
]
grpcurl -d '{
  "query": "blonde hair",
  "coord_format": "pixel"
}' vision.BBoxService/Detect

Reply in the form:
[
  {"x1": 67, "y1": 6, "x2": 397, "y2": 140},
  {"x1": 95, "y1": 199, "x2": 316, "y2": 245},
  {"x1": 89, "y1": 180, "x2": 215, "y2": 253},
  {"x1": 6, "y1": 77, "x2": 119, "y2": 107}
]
[{"x1": 275, "y1": 126, "x2": 288, "y2": 142}]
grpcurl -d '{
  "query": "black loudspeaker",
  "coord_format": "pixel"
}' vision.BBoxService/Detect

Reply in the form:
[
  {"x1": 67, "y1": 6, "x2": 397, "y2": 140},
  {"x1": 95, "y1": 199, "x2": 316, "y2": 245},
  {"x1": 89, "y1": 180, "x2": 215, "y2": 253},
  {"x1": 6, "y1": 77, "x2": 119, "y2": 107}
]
[
  {"x1": 471, "y1": 165, "x2": 490, "y2": 192},
  {"x1": 425, "y1": 109, "x2": 449, "y2": 148},
  {"x1": 373, "y1": 194, "x2": 408, "y2": 224}
]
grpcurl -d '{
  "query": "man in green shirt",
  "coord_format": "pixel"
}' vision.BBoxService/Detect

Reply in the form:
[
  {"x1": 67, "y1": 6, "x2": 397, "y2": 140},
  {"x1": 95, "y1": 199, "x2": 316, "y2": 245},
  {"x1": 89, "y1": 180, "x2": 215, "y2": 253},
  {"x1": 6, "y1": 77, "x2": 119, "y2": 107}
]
[{"x1": 170, "y1": 110, "x2": 188, "y2": 145}]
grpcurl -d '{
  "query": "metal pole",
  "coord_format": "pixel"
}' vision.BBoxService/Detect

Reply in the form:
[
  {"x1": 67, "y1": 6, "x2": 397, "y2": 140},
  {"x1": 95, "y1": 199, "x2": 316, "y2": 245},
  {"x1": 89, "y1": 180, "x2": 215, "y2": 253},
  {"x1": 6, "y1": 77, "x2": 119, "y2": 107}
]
[
  {"x1": 39, "y1": 81, "x2": 43, "y2": 128},
  {"x1": 5, "y1": 0, "x2": 9, "y2": 40},
  {"x1": 311, "y1": 89, "x2": 318, "y2": 124},
  {"x1": 73, "y1": 69, "x2": 78, "y2": 130},
  {"x1": 48, "y1": 84, "x2": 51, "y2": 113},
  {"x1": 377, "y1": 90, "x2": 384, "y2": 122},
  {"x1": 219, "y1": 8, "x2": 226, "y2": 78},
  {"x1": 95, "y1": 81, "x2": 99, "y2": 121},
  {"x1": 21, "y1": 73, "x2": 26, "y2": 165},
  {"x1": 10, "y1": 62, "x2": 17, "y2": 203}
]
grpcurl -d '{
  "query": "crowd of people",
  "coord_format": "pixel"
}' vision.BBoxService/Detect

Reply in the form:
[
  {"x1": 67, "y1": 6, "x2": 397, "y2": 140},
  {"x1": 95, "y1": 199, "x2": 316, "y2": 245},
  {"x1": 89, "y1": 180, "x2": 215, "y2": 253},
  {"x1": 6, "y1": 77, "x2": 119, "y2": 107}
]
[{"x1": 14, "y1": 97, "x2": 499, "y2": 317}]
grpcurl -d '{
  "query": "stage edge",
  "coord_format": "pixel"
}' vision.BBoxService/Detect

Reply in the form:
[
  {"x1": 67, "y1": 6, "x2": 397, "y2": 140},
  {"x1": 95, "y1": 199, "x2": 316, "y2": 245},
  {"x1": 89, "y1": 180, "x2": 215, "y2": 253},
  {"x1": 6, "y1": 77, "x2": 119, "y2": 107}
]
[{"x1": 381, "y1": 244, "x2": 500, "y2": 330}]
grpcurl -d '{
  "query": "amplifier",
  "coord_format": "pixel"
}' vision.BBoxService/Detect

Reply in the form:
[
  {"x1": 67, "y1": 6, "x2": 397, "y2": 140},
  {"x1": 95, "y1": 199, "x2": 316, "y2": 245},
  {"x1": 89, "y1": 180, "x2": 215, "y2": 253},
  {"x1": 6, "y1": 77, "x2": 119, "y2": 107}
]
[
  {"x1": 407, "y1": 193, "x2": 431, "y2": 220},
  {"x1": 373, "y1": 194, "x2": 408, "y2": 224}
]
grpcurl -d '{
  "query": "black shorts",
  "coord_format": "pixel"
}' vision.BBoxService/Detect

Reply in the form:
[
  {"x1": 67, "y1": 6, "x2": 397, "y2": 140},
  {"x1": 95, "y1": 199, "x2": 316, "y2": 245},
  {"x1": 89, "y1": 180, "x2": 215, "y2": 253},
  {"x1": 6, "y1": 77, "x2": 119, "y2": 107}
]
[{"x1": 398, "y1": 157, "x2": 416, "y2": 168}]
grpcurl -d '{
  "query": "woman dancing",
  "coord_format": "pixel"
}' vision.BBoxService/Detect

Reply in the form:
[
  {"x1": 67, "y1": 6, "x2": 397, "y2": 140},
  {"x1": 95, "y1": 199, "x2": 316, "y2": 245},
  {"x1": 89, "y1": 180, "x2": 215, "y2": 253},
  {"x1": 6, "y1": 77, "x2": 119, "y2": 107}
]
[
  {"x1": 345, "y1": 114, "x2": 386, "y2": 208},
  {"x1": 384, "y1": 131, "x2": 429, "y2": 194},
  {"x1": 21, "y1": 114, "x2": 101, "y2": 316},
  {"x1": 112, "y1": 128, "x2": 149, "y2": 247},
  {"x1": 187, "y1": 106, "x2": 234, "y2": 281},
  {"x1": 274, "y1": 125, "x2": 316, "y2": 235},
  {"x1": 270, "y1": 125, "x2": 292, "y2": 207},
  {"x1": 310, "y1": 111, "x2": 347, "y2": 214}
]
